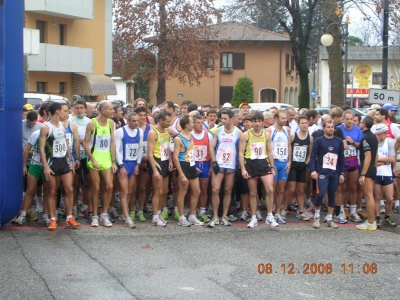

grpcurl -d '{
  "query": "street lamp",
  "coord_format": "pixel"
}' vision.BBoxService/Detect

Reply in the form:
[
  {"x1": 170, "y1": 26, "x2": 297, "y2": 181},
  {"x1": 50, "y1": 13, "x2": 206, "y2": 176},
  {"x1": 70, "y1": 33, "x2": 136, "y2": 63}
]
[{"x1": 320, "y1": 16, "x2": 350, "y2": 106}]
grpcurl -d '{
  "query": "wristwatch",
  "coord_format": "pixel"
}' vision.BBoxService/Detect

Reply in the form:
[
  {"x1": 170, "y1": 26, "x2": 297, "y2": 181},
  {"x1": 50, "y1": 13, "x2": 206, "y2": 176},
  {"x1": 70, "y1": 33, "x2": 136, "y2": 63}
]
[
  {"x1": 118, "y1": 164, "x2": 124, "y2": 169},
  {"x1": 360, "y1": 173, "x2": 365, "y2": 177}
]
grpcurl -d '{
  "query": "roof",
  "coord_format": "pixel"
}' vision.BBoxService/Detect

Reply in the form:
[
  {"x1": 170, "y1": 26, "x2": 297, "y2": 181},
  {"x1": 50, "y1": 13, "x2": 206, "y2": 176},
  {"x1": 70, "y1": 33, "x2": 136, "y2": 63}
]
[
  {"x1": 207, "y1": 22, "x2": 290, "y2": 42},
  {"x1": 319, "y1": 45, "x2": 400, "y2": 61}
]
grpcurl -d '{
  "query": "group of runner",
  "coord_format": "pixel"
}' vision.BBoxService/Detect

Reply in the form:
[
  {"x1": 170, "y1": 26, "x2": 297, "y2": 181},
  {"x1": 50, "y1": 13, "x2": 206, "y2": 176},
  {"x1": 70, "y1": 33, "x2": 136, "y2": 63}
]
[{"x1": 17, "y1": 98, "x2": 400, "y2": 231}]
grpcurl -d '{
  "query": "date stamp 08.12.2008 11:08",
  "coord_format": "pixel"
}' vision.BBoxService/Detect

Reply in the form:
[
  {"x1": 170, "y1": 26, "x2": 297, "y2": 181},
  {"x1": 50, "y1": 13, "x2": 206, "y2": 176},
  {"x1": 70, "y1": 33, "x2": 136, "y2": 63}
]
[{"x1": 258, "y1": 263, "x2": 378, "y2": 275}]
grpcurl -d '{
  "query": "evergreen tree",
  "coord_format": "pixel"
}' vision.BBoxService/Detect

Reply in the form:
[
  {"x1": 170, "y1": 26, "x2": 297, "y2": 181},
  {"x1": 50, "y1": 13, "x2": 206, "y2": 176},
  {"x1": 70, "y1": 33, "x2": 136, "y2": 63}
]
[{"x1": 232, "y1": 76, "x2": 254, "y2": 108}]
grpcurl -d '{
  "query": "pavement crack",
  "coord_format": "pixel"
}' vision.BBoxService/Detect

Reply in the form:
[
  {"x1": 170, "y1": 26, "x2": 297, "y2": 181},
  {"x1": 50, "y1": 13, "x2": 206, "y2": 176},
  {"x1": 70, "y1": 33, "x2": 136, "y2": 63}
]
[
  {"x1": 11, "y1": 231, "x2": 56, "y2": 300},
  {"x1": 205, "y1": 275, "x2": 244, "y2": 300},
  {"x1": 67, "y1": 231, "x2": 139, "y2": 299}
]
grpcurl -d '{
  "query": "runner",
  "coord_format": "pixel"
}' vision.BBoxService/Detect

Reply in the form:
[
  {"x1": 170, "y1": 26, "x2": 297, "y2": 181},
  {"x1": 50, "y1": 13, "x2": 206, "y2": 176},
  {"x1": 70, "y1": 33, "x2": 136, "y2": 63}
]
[
  {"x1": 356, "y1": 116, "x2": 378, "y2": 231},
  {"x1": 287, "y1": 115, "x2": 312, "y2": 221},
  {"x1": 83, "y1": 100, "x2": 118, "y2": 228},
  {"x1": 39, "y1": 102, "x2": 81, "y2": 230},
  {"x1": 266, "y1": 110, "x2": 291, "y2": 224},
  {"x1": 208, "y1": 108, "x2": 242, "y2": 228},
  {"x1": 173, "y1": 115, "x2": 204, "y2": 226},
  {"x1": 147, "y1": 111, "x2": 173, "y2": 227},
  {"x1": 115, "y1": 112, "x2": 143, "y2": 229},
  {"x1": 192, "y1": 114, "x2": 213, "y2": 223},
  {"x1": 239, "y1": 112, "x2": 278, "y2": 228},
  {"x1": 309, "y1": 119, "x2": 345, "y2": 229},
  {"x1": 372, "y1": 124, "x2": 397, "y2": 228}
]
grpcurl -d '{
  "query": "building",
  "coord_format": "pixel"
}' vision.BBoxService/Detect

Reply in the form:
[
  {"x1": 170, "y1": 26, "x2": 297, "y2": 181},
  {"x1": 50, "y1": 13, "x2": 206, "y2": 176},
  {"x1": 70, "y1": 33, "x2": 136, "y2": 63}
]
[
  {"x1": 24, "y1": 0, "x2": 116, "y2": 102},
  {"x1": 150, "y1": 22, "x2": 299, "y2": 107},
  {"x1": 317, "y1": 45, "x2": 400, "y2": 108}
]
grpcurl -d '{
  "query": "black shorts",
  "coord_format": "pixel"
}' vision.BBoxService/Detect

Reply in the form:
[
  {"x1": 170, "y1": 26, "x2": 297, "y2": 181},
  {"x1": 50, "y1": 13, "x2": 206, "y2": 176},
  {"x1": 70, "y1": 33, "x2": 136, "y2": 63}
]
[
  {"x1": 76, "y1": 158, "x2": 89, "y2": 175},
  {"x1": 287, "y1": 163, "x2": 307, "y2": 183},
  {"x1": 245, "y1": 159, "x2": 272, "y2": 180},
  {"x1": 49, "y1": 157, "x2": 71, "y2": 176},
  {"x1": 179, "y1": 161, "x2": 198, "y2": 180},
  {"x1": 148, "y1": 157, "x2": 170, "y2": 177},
  {"x1": 362, "y1": 165, "x2": 377, "y2": 179}
]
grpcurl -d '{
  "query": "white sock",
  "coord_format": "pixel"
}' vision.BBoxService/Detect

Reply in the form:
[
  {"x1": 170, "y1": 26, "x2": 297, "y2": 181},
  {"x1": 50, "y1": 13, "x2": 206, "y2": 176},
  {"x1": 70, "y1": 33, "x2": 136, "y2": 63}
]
[
  {"x1": 21, "y1": 211, "x2": 27, "y2": 217},
  {"x1": 189, "y1": 214, "x2": 196, "y2": 220},
  {"x1": 394, "y1": 200, "x2": 399, "y2": 207},
  {"x1": 163, "y1": 207, "x2": 168, "y2": 212},
  {"x1": 340, "y1": 205, "x2": 344, "y2": 213},
  {"x1": 252, "y1": 215, "x2": 257, "y2": 221},
  {"x1": 350, "y1": 205, "x2": 357, "y2": 215},
  {"x1": 267, "y1": 213, "x2": 273, "y2": 217},
  {"x1": 200, "y1": 207, "x2": 206, "y2": 215},
  {"x1": 66, "y1": 215, "x2": 72, "y2": 221},
  {"x1": 152, "y1": 215, "x2": 158, "y2": 221},
  {"x1": 314, "y1": 209, "x2": 320, "y2": 218},
  {"x1": 327, "y1": 214, "x2": 332, "y2": 221},
  {"x1": 380, "y1": 200, "x2": 385, "y2": 206},
  {"x1": 174, "y1": 206, "x2": 179, "y2": 213}
]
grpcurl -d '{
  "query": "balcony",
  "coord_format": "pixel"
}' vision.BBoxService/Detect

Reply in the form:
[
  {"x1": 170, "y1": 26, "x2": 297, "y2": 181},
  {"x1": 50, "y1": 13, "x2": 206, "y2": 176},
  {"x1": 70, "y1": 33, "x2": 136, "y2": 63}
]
[
  {"x1": 25, "y1": 0, "x2": 93, "y2": 20},
  {"x1": 28, "y1": 44, "x2": 93, "y2": 73}
]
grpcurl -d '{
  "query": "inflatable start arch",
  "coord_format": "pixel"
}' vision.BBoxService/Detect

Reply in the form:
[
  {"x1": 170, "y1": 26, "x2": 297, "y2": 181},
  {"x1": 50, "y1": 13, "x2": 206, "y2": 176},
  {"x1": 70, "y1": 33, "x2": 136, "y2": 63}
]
[{"x1": 0, "y1": 0, "x2": 24, "y2": 227}]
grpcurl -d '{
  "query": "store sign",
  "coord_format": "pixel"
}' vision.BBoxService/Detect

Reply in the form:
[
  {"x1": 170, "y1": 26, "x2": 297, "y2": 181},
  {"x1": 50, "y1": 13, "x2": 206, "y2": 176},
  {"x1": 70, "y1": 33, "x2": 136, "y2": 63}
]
[
  {"x1": 346, "y1": 88, "x2": 369, "y2": 94},
  {"x1": 354, "y1": 65, "x2": 372, "y2": 88}
]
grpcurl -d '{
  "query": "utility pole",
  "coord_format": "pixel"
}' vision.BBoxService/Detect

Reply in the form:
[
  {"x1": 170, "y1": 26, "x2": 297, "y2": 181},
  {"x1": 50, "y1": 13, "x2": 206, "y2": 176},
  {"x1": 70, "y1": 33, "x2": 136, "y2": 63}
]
[{"x1": 382, "y1": 0, "x2": 389, "y2": 90}]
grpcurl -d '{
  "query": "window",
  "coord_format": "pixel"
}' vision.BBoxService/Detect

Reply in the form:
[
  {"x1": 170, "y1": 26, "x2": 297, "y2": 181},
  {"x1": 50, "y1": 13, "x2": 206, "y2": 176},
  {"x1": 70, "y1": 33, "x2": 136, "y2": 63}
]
[
  {"x1": 59, "y1": 24, "x2": 66, "y2": 45},
  {"x1": 372, "y1": 73, "x2": 382, "y2": 85},
  {"x1": 285, "y1": 54, "x2": 290, "y2": 70},
  {"x1": 232, "y1": 53, "x2": 245, "y2": 70},
  {"x1": 36, "y1": 82, "x2": 46, "y2": 93},
  {"x1": 59, "y1": 82, "x2": 66, "y2": 94},
  {"x1": 36, "y1": 20, "x2": 46, "y2": 43},
  {"x1": 221, "y1": 53, "x2": 233, "y2": 68},
  {"x1": 177, "y1": 92, "x2": 184, "y2": 98},
  {"x1": 219, "y1": 86, "x2": 233, "y2": 105},
  {"x1": 291, "y1": 55, "x2": 295, "y2": 70}
]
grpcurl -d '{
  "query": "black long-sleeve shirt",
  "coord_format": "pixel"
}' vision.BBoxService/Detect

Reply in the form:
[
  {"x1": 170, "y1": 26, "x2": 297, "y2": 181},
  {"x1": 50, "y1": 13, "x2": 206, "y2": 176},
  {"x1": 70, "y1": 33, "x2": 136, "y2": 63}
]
[{"x1": 309, "y1": 135, "x2": 345, "y2": 174}]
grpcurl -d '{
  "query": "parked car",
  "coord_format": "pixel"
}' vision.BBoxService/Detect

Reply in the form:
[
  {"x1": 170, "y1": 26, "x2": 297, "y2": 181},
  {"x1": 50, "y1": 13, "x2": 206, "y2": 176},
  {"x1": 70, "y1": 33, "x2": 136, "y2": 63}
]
[
  {"x1": 24, "y1": 93, "x2": 70, "y2": 107},
  {"x1": 249, "y1": 102, "x2": 294, "y2": 112}
]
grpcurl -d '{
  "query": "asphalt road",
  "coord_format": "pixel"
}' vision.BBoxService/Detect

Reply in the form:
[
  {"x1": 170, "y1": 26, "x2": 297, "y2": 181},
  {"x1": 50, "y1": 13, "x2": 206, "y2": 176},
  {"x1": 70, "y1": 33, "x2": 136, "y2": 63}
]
[{"x1": 1, "y1": 211, "x2": 400, "y2": 300}]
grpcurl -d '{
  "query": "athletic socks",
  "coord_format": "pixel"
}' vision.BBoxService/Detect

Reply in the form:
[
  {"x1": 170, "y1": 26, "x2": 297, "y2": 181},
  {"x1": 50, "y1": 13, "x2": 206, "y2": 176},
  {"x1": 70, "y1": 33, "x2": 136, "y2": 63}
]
[
  {"x1": 314, "y1": 210, "x2": 321, "y2": 218},
  {"x1": 350, "y1": 205, "x2": 357, "y2": 215},
  {"x1": 327, "y1": 214, "x2": 332, "y2": 221},
  {"x1": 200, "y1": 207, "x2": 206, "y2": 216}
]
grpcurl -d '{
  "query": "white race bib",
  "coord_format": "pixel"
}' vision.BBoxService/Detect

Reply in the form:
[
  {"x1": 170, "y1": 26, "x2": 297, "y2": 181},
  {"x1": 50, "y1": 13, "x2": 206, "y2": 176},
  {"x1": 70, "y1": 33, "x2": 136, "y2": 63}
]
[
  {"x1": 217, "y1": 148, "x2": 234, "y2": 165},
  {"x1": 160, "y1": 143, "x2": 169, "y2": 161},
  {"x1": 275, "y1": 142, "x2": 288, "y2": 160},
  {"x1": 142, "y1": 141, "x2": 148, "y2": 155},
  {"x1": 125, "y1": 143, "x2": 139, "y2": 161},
  {"x1": 323, "y1": 153, "x2": 338, "y2": 170},
  {"x1": 53, "y1": 138, "x2": 67, "y2": 158},
  {"x1": 96, "y1": 135, "x2": 110, "y2": 152},
  {"x1": 66, "y1": 133, "x2": 72, "y2": 149},
  {"x1": 293, "y1": 146, "x2": 307, "y2": 162},
  {"x1": 194, "y1": 145, "x2": 208, "y2": 162},
  {"x1": 188, "y1": 150, "x2": 195, "y2": 166},
  {"x1": 344, "y1": 145, "x2": 357, "y2": 158},
  {"x1": 250, "y1": 142, "x2": 266, "y2": 159}
]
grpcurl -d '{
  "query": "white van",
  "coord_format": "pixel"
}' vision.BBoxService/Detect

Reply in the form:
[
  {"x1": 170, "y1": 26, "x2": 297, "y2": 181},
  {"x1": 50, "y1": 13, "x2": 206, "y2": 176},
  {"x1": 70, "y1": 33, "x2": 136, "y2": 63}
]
[
  {"x1": 249, "y1": 102, "x2": 294, "y2": 112},
  {"x1": 24, "y1": 93, "x2": 70, "y2": 107}
]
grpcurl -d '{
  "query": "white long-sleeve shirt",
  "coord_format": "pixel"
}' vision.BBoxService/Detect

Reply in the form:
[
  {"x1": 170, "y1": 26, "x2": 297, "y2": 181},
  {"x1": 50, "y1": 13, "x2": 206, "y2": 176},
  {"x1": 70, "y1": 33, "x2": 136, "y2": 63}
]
[{"x1": 114, "y1": 126, "x2": 144, "y2": 165}]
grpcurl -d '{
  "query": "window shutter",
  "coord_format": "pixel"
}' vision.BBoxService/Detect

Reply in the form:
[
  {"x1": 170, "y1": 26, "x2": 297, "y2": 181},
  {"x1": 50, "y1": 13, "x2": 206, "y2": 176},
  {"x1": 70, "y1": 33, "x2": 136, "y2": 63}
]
[
  {"x1": 233, "y1": 53, "x2": 245, "y2": 70},
  {"x1": 219, "y1": 86, "x2": 234, "y2": 105}
]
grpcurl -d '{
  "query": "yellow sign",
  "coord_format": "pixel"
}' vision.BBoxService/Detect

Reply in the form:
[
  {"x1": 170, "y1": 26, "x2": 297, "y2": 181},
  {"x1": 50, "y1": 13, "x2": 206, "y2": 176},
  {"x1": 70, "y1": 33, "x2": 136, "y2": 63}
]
[{"x1": 354, "y1": 65, "x2": 372, "y2": 88}]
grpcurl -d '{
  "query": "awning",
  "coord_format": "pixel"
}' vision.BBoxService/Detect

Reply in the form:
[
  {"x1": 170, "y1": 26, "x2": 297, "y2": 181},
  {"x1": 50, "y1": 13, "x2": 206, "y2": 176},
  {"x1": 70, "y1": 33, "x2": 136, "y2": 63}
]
[{"x1": 72, "y1": 73, "x2": 117, "y2": 96}]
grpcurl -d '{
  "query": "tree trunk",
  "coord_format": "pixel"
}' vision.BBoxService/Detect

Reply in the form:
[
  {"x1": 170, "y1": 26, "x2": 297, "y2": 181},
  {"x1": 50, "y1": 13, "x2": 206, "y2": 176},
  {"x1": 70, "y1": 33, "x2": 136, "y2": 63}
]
[
  {"x1": 324, "y1": 0, "x2": 344, "y2": 107},
  {"x1": 296, "y1": 45, "x2": 310, "y2": 109},
  {"x1": 156, "y1": 1, "x2": 167, "y2": 105}
]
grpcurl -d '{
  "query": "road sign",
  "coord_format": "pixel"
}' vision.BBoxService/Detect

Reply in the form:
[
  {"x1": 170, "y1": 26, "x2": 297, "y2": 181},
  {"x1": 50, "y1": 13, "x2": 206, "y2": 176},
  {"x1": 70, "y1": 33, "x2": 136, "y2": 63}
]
[
  {"x1": 368, "y1": 88, "x2": 400, "y2": 105},
  {"x1": 311, "y1": 89, "x2": 317, "y2": 99}
]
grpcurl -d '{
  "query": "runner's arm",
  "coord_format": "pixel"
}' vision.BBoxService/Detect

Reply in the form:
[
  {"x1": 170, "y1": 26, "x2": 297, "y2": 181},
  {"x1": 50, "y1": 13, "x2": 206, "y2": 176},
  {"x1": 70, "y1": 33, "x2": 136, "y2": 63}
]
[
  {"x1": 173, "y1": 137, "x2": 185, "y2": 177},
  {"x1": 39, "y1": 125, "x2": 50, "y2": 169},
  {"x1": 109, "y1": 119, "x2": 117, "y2": 164},
  {"x1": 71, "y1": 122, "x2": 81, "y2": 160},
  {"x1": 83, "y1": 120, "x2": 95, "y2": 161},
  {"x1": 238, "y1": 131, "x2": 249, "y2": 171},
  {"x1": 209, "y1": 128, "x2": 220, "y2": 163},
  {"x1": 114, "y1": 128, "x2": 124, "y2": 165},
  {"x1": 265, "y1": 131, "x2": 274, "y2": 169},
  {"x1": 147, "y1": 130, "x2": 158, "y2": 173}
]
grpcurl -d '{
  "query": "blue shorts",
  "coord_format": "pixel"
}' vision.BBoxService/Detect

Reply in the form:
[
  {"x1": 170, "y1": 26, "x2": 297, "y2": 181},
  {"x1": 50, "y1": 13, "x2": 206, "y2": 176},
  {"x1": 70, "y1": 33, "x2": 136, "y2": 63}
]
[
  {"x1": 195, "y1": 161, "x2": 210, "y2": 179},
  {"x1": 274, "y1": 160, "x2": 288, "y2": 182},
  {"x1": 118, "y1": 161, "x2": 138, "y2": 178},
  {"x1": 374, "y1": 176, "x2": 393, "y2": 186}
]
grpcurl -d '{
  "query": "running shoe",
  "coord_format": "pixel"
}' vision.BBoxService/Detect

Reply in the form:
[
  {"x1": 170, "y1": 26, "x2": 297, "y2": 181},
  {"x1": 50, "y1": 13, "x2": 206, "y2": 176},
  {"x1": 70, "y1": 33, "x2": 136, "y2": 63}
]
[
  {"x1": 91, "y1": 216, "x2": 99, "y2": 227},
  {"x1": 42, "y1": 216, "x2": 50, "y2": 226},
  {"x1": 36, "y1": 204, "x2": 43, "y2": 213},
  {"x1": 380, "y1": 205, "x2": 386, "y2": 214},
  {"x1": 256, "y1": 210, "x2": 263, "y2": 221},
  {"x1": 66, "y1": 217, "x2": 81, "y2": 229},
  {"x1": 376, "y1": 219, "x2": 383, "y2": 229},
  {"x1": 159, "y1": 214, "x2": 168, "y2": 224},
  {"x1": 79, "y1": 209, "x2": 88, "y2": 217},
  {"x1": 355, "y1": 221, "x2": 377, "y2": 231},
  {"x1": 357, "y1": 209, "x2": 368, "y2": 219},
  {"x1": 72, "y1": 207, "x2": 79, "y2": 220},
  {"x1": 100, "y1": 214, "x2": 112, "y2": 227},
  {"x1": 188, "y1": 216, "x2": 204, "y2": 226},
  {"x1": 16, "y1": 215, "x2": 26, "y2": 226},
  {"x1": 10, "y1": 216, "x2": 18, "y2": 224},
  {"x1": 48, "y1": 219, "x2": 57, "y2": 231},
  {"x1": 350, "y1": 213, "x2": 363, "y2": 223},
  {"x1": 208, "y1": 217, "x2": 219, "y2": 228},
  {"x1": 124, "y1": 217, "x2": 136, "y2": 229},
  {"x1": 333, "y1": 215, "x2": 347, "y2": 224},
  {"x1": 393, "y1": 206, "x2": 400, "y2": 214},
  {"x1": 247, "y1": 218, "x2": 258, "y2": 228},
  {"x1": 227, "y1": 215, "x2": 237, "y2": 222},
  {"x1": 161, "y1": 210, "x2": 169, "y2": 220},
  {"x1": 280, "y1": 208, "x2": 288, "y2": 217},
  {"x1": 198, "y1": 214, "x2": 210, "y2": 223},
  {"x1": 178, "y1": 216, "x2": 191, "y2": 227},
  {"x1": 326, "y1": 220, "x2": 338, "y2": 229},
  {"x1": 27, "y1": 210, "x2": 38, "y2": 221},
  {"x1": 174, "y1": 211, "x2": 180, "y2": 221},
  {"x1": 138, "y1": 212, "x2": 146, "y2": 222},
  {"x1": 384, "y1": 218, "x2": 397, "y2": 227},
  {"x1": 239, "y1": 211, "x2": 249, "y2": 221},
  {"x1": 266, "y1": 216, "x2": 279, "y2": 227},
  {"x1": 296, "y1": 213, "x2": 310, "y2": 221},
  {"x1": 108, "y1": 207, "x2": 119, "y2": 219},
  {"x1": 221, "y1": 217, "x2": 232, "y2": 226},
  {"x1": 87, "y1": 212, "x2": 93, "y2": 224},
  {"x1": 313, "y1": 217, "x2": 320, "y2": 229},
  {"x1": 129, "y1": 211, "x2": 135, "y2": 220},
  {"x1": 289, "y1": 202, "x2": 298, "y2": 212},
  {"x1": 275, "y1": 214, "x2": 286, "y2": 224},
  {"x1": 152, "y1": 218, "x2": 167, "y2": 227}
]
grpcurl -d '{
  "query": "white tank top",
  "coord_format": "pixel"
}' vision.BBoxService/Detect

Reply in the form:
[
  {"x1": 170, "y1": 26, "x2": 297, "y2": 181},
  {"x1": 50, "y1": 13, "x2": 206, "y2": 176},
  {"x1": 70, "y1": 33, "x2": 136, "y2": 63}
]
[
  {"x1": 216, "y1": 126, "x2": 239, "y2": 169},
  {"x1": 377, "y1": 139, "x2": 392, "y2": 176},
  {"x1": 45, "y1": 121, "x2": 67, "y2": 158},
  {"x1": 271, "y1": 126, "x2": 289, "y2": 161},
  {"x1": 169, "y1": 117, "x2": 180, "y2": 152}
]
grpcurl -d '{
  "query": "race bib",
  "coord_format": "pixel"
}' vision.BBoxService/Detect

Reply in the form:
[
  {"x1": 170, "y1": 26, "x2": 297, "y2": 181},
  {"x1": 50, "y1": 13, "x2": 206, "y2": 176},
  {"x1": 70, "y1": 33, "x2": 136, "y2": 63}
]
[
  {"x1": 32, "y1": 153, "x2": 43, "y2": 165},
  {"x1": 323, "y1": 152, "x2": 338, "y2": 170},
  {"x1": 293, "y1": 146, "x2": 307, "y2": 162},
  {"x1": 96, "y1": 135, "x2": 110, "y2": 152},
  {"x1": 53, "y1": 138, "x2": 67, "y2": 158},
  {"x1": 188, "y1": 150, "x2": 195, "y2": 166},
  {"x1": 217, "y1": 148, "x2": 234, "y2": 165},
  {"x1": 194, "y1": 145, "x2": 208, "y2": 162},
  {"x1": 142, "y1": 141, "x2": 148, "y2": 155},
  {"x1": 275, "y1": 142, "x2": 288, "y2": 160},
  {"x1": 160, "y1": 143, "x2": 169, "y2": 161},
  {"x1": 66, "y1": 133, "x2": 72, "y2": 149},
  {"x1": 344, "y1": 145, "x2": 357, "y2": 158},
  {"x1": 125, "y1": 143, "x2": 139, "y2": 161},
  {"x1": 250, "y1": 142, "x2": 266, "y2": 159}
]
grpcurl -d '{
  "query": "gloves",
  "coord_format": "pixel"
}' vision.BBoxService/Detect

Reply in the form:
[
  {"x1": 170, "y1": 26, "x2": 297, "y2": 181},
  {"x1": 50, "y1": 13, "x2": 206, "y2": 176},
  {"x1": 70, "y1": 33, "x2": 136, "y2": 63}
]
[{"x1": 212, "y1": 161, "x2": 220, "y2": 175}]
